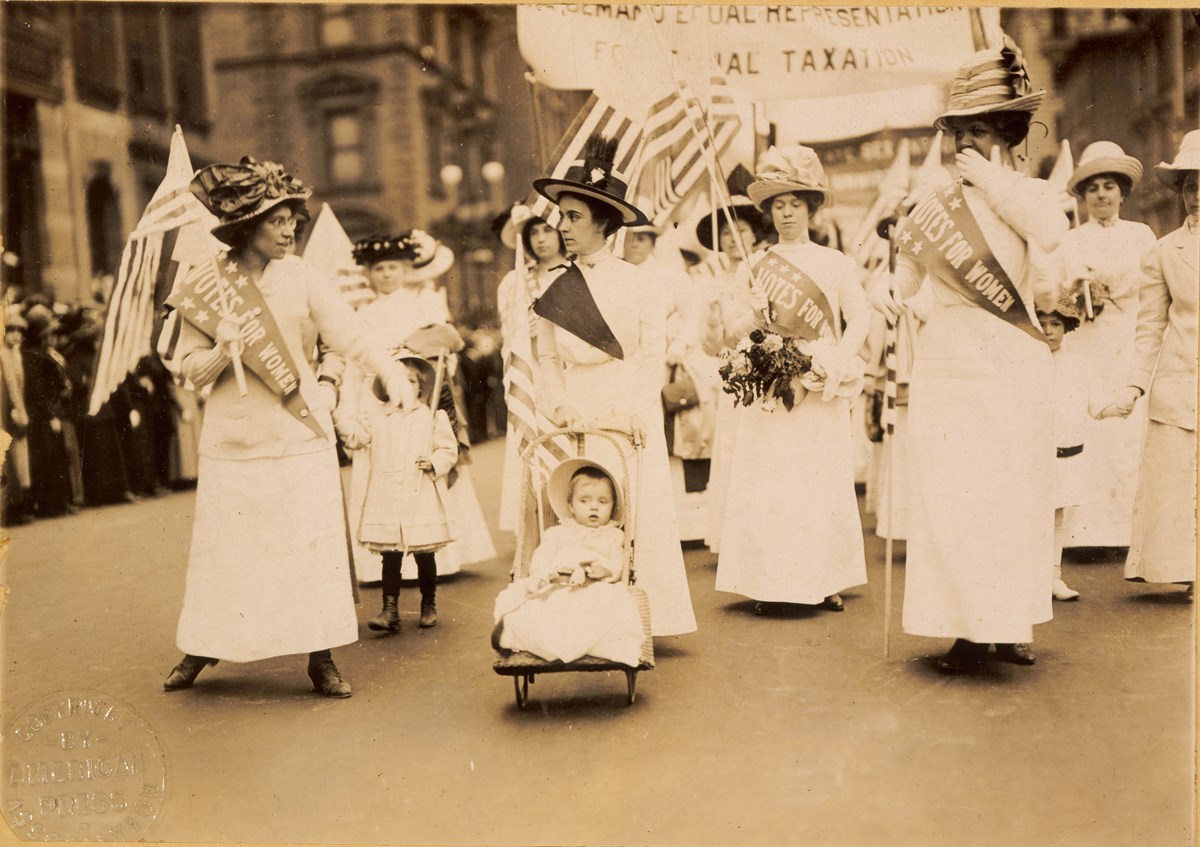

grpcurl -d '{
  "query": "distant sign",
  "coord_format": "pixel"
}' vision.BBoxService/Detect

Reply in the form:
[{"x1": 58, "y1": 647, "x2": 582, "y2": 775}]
[{"x1": 518, "y1": 5, "x2": 982, "y2": 102}]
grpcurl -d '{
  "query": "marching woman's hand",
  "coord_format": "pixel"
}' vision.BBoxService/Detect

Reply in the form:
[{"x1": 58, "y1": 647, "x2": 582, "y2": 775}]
[
  {"x1": 1106, "y1": 386, "x2": 1143, "y2": 419},
  {"x1": 215, "y1": 313, "x2": 245, "y2": 353},
  {"x1": 955, "y1": 145, "x2": 1005, "y2": 191},
  {"x1": 554, "y1": 405, "x2": 585, "y2": 430},
  {"x1": 868, "y1": 278, "x2": 904, "y2": 323},
  {"x1": 627, "y1": 414, "x2": 646, "y2": 448}
]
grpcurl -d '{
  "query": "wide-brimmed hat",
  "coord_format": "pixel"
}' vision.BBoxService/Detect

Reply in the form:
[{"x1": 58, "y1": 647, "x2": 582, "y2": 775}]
[
  {"x1": 353, "y1": 230, "x2": 454, "y2": 282},
  {"x1": 1155, "y1": 129, "x2": 1200, "y2": 191},
  {"x1": 498, "y1": 204, "x2": 554, "y2": 252},
  {"x1": 191, "y1": 157, "x2": 313, "y2": 246},
  {"x1": 747, "y1": 146, "x2": 831, "y2": 210},
  {"x1": 934, "y1": 36, "x2": 1045, "y2": 130},
  {"x1": 533, "y1": 134, "x2": 650, "y2": 227},
  {"x1": 547, "y1": 457, "x2": 624, "y2": 527},
  {"x1": 1070, "y1": 141, "x2": 1143, "y2": 196},
  {"x1": 693, "y1": 195, "x2": 763, "y2": 251}
]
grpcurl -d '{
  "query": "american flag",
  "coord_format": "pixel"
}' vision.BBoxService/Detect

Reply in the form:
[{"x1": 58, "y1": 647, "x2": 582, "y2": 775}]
[
  {"x1": 301, "y1": 203, "x2": 377, "y2": 311},
  {"x1": 526, "y1": 94, "x2": 643, "y2": 228},
  {"x1": 90, "y1": 127, "x2": 219, "y2": 414},
  {"x1": 631, "y1": 75, "x2": 741, "y2": 226}
]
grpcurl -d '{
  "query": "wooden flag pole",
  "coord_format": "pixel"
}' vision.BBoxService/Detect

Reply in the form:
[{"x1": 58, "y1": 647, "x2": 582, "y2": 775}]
[
  {"x1": 426, "y1": 349, "x2": 447, "y2": 457},
  {"x1": 883, "y1": 224, "x2": 899, "y2": 658}
]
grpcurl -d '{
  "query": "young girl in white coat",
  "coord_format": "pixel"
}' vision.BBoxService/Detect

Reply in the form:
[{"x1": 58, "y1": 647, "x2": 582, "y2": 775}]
[{"x1": 345, "y1": 354, "x2": 458, "y2": 632}]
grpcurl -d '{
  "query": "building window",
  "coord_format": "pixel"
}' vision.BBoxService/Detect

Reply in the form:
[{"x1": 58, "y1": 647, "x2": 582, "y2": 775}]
[
  {"x1": 73, "y1": 5, "x2": 121, "y2": 110},
  {"x1": 422, "y1": 89, "x2": 447, "y2": 198},
  {"x1": 319, "y1": 4, "x2": 355, "y2": 48},
  {"x1": 86, "y1": 169, "x2": 123, "y2": 277},
  {"x1": 125, "y1": 5, "x2": 167, "y2": 117},
  {"x1": 417, "y1": 6, "x2": 437, "y2": 50},
  {"x1": 168, "y1": 6, "x2": 208, "y2": 129},
  {"x1": 326, "y1": 111, "x2": 365, "y2": 186}
]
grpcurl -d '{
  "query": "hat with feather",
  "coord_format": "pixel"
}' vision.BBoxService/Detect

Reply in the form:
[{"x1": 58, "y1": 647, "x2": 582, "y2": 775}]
[
  {"x1": 352, "y1": 230, "x2": 454, "y2": 282},
  {"x1": 533, "y1": 134, "x2": 650, "y2": 227}
]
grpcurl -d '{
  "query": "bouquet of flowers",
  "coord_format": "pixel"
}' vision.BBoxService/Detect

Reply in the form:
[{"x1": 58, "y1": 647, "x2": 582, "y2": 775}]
[{"x1": 718, "y1": 329, "x2": 813, "y2": 411}]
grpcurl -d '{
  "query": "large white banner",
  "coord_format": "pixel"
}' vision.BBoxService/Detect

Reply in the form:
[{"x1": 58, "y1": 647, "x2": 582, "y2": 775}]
[{"x1": 518, "y1": 5, "x2": 984, "y2": 103}]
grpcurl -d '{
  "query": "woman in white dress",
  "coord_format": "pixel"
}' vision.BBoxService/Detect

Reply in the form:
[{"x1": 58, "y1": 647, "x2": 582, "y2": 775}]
[
  {"x1": 696, "y1": 196, "x2": 764, "y2": 553},
  {"x1": 1054, "y1": 141, "x2": 1157, "y2": 548},
  {"x1": 870, "y1": 39, "x2": 1067, "y2": 672},
  {"x1": 1111, "y1": 130, "x2": 1199, "y2": 594},
  {"x1": 163, "y1": 157, "x2": 413, "y2": 697},
  {"x1": 714, "y1": 146, "x2": 870, "y2": 613},
  {"x1": 531, "y1": 134, "x2": 697, "y2": 637},
  {"x1": 336, "y1": 233, "x2": 496, "y2": 597},
  {"x1": 496, "y1": 207, "x2": 567, "y2": 532}
]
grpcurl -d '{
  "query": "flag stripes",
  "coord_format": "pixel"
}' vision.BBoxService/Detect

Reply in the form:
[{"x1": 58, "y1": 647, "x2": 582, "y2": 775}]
[{"x1": 882, "y1": 323, "x2": 898, "y2": 437}]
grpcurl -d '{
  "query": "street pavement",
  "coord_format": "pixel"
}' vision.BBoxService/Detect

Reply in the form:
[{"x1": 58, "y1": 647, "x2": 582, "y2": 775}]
[{"x1": 1, "y1": 437, "x2": 1194, "y2": 846}]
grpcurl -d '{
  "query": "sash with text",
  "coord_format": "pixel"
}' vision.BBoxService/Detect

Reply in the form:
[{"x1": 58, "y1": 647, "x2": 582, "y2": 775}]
[
  {"x1": 165, "y1": 254, "x2": 326, "y2": 439},
  {"x1": 895, "y1": 182, "x2": 1045, "y2": 343},
  {"x1": 751, "y1": 251, "x2": 837, "y2": 341}
]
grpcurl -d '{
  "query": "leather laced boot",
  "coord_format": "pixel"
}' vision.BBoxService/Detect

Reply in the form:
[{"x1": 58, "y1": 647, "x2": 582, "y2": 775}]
[
  {"x1": 936, "y1": 639, "x2": 987, "y2": 674},
  {"x1": 419, "y1": 595, "x2": 438, "y2": 628},
  {"x1": 307, "y1": 650, "x2": 352, "y2": 698},
  {"x1": 367, "y1": 595, "x2": 401, "y2": 633},
  {"x1": 163, "y1": 655, "x2": 218, "y2": 691},
  {"x1": 994, "y1": 642, "x2": 1037, "y2": 665}
]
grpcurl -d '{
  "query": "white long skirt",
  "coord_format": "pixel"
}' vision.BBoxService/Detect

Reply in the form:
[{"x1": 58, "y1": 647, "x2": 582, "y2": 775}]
[
  {"x1": 873, "y1": 407, "x2": 912, "y2": 541},
  {"x1": 717, "y1": 393, "x2": 867, "y2": 604},
  {"x1": 175, "y1": 448, "x2": 358, "y2": 662},
  {"x1": 348, "y1": 450, "x2": 497, "y2": 582},
  {"x1": 901, "y1": 307, "x2": 1054, "y2": 644},
  {"x1": 1125, "y1": 422, "x2": 1197, "y2": 584}
]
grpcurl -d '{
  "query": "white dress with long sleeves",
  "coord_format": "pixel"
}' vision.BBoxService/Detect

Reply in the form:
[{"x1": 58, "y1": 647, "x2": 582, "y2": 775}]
[
  {"x1": 536, "y1": 246, "x2": 697, "y2": 636},
  {"x1": 715, "y1": 241, "x2": 871, "y2": 604},
  {"x1": 893, "y1": 170, "x2": 1066, "y2": 644},
  {"x1": 1053, "y1": 217, "x2": 1157, "y2": 546},
  {"x1": 497, "y1": 261, "x2": 561, "y2": 531},
  {"x1": 339, "y1": 285, "x2": 496, "y2": 581},
  {"x1": 173, "y1": 255, "x2": 388, "y2": 662}
]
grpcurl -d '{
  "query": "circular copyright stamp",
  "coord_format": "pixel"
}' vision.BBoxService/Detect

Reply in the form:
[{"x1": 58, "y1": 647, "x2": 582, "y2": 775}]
[{"x1": 2, "y1": 691, "x2": 167, "y2": 842}]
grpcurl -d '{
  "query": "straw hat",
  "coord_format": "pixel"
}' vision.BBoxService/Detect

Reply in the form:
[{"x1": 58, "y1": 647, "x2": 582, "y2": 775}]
[
  {"x1": 352, "y1": 230, "x2": 454, "y2": 282},
  {"x1": 547, "y1": 457, "x2": 624, "y2": 527},
  {"x1": 499, "y1": 205, "x2": 538, "y2": 251},
  {"x1": 373, "y1": 348, "x2": 438, "y2": 404},
  {"x1": 747, "y1": 146, "x2": 831, "y2": 210},
  {"x1": 693, "y1": 195, "x2": 763, "y2": 251},
  {"x1": 533, "y1": 134, "x2": 650, "y2": 227},
  {"x1": 191, "y1": 157, "x2": 312, "y2": 245},
  {"x1": 934, "y1": 36, "x2": 1045, "y2": 129},
  {"x1": 1155, "y1": 129, "x2": 1200, "y2": 191},
  {"x1": 1069, "y1": 141, "x2": 1143, "y2": 196}
]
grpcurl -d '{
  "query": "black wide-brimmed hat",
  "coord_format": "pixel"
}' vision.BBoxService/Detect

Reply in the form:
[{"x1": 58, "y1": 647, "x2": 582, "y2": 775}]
[
  {"x1": 693, "y1": 195, "x2": 763, "y2": 251},
  {"x1": 533, "y1": 134, "x2": 649, "y2": 227},
  {"x1": 352, "y1": 230, "x2": 454, "y2": 281},
  {"x1": 191, "y1": 156, "x2": 312, "y2": 245}
]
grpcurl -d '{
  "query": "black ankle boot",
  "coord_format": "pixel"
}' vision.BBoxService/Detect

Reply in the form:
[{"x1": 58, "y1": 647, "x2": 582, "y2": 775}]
[
  {"x1": 936, "y1": 639, "x2": 987, "y2": 674},
  {"x1": 307, "y1": 650, "x2": 351, "y2": 698},
  {"x1": 367, "y1": 595, "x2": 400, "y2": 632},
  {"x1": 994, "y1": 642, "x2": 1037, "y2": 665},
  {"x1": 163, "y1": 654, "x2": 218, "y2": 691},
  {"x1": 419, "y1": 595, "x2": 438, "y2": 628}
]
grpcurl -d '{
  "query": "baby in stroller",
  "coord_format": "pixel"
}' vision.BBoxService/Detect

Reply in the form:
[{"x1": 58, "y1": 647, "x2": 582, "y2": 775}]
[{"x1": 493, "y1": 459, "x2": 645, "y2": 667}]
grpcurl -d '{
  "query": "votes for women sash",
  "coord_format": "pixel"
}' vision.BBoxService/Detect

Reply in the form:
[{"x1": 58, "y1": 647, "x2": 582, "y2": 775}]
[
  {"x1": 895, "y1": 182, "x2": 1045, "y2": 343},
  {"x1": 750, "y1": 251, "x2": 836, "y2": 341},
  {"x1": 165, "y1": 254, "x2": 325, "y2": 439}
]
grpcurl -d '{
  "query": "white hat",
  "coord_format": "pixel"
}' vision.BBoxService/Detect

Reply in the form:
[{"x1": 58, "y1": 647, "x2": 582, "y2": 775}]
[
  {"x1": 747, "y1": 146, "x2": 831, "y2": 209},
  {"x1": 547, "y1": 457, "x2": 624, "y2": 527},
  {"x1": 1070, "y1": 141, "x2": 1143, "y2": 196},
  {"x1": 1155, "y1": 130, "x2": 1200, "y2": 191}
]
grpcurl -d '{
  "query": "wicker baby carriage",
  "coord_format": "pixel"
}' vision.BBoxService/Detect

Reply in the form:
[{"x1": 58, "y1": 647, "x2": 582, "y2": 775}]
[{"x1": 492, "y1": 427, "x2": 654, "y2": 709}]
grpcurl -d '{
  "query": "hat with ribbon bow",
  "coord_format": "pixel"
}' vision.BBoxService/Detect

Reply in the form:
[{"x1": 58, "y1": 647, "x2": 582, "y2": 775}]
[
  {"x1": 934, "y1": 35, "x2": 1045, "y2": 129},
  {"x1": 1155, "y1": 129, "x2": 1200, "y2": 191},
  {"x1": 191, "y1": 156, "x2": 313, "y2": 245},
  {"x1": 747, "y1": 146, "x2": 831, "y2": 210},
  {"x1": 533, "y1": 134, "x2": 650, "y2": 227}
]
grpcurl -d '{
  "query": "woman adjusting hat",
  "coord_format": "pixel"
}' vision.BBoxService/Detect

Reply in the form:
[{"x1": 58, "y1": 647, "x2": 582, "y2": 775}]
[{"x1": 531, "y1": 133, "x2": 697, "y2": 637}]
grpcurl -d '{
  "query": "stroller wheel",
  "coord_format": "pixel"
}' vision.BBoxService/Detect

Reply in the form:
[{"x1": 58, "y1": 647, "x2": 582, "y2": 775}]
[
  {"x1": 625, "y1": 670, "x2": 637, "y2": 706},
  {"x1": 514, "y1": 675, "x2": 530, "y2": 710}
]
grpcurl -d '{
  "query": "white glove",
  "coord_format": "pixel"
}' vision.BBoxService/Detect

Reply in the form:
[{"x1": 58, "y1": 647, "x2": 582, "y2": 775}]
[
  {"x1": 869, "y1": 278, "x2": 903, "y2": 323},
  {"x1": 955, "y1": 146, "x2": 1005, "y2": 192}
]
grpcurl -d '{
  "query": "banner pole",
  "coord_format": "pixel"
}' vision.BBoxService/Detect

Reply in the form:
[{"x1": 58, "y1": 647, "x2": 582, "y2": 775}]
[
  {"x1": 210, "y1": 255, "x2": 248, "y2": 397},
  {"x1": 883, "y1": 224, "x2": 899, "y2": 658}
]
